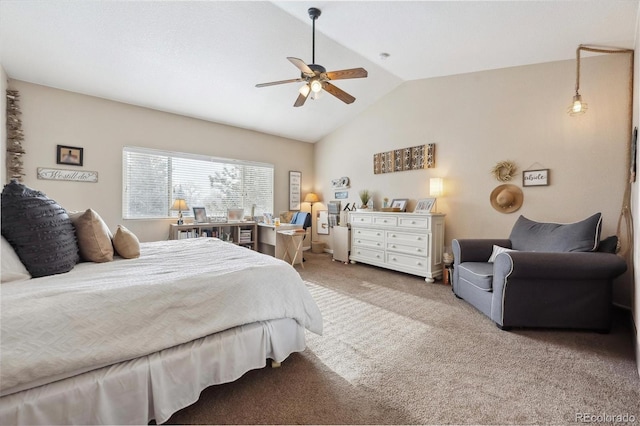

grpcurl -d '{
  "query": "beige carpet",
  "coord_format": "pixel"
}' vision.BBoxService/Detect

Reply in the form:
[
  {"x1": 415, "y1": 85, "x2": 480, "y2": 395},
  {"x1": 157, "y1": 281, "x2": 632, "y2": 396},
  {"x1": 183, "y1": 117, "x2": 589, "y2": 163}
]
[{"x1": 167, "y1": 252, "x2": 639, "y2": 425}]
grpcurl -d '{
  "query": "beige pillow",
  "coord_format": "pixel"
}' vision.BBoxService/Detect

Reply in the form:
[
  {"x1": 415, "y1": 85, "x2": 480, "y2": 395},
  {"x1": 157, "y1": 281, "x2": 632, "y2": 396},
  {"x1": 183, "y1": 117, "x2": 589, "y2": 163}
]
[
  {"x1": 113, "y1": 225, "x2": 140, "y2": 259},
  {"x1": 69, "y1": 209, "x2": 114, "y2": 263}
]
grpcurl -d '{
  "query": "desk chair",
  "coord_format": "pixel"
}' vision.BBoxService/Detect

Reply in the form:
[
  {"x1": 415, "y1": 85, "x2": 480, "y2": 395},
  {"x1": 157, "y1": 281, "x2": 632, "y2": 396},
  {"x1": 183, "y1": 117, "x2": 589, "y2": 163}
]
[{"x1": 290, "y1": 212, "x2": 311, "y2": 260}]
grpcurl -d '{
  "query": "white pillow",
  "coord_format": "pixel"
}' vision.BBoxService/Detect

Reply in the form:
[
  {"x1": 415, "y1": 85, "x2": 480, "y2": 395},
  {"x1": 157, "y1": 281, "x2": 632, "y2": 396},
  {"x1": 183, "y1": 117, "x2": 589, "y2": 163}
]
[
  {"x1": 1, "y1": 236, "x2": 31, "y2": 283},
  {"x1": 488, "y1": 245, "x2": 516, "y2": 263}
]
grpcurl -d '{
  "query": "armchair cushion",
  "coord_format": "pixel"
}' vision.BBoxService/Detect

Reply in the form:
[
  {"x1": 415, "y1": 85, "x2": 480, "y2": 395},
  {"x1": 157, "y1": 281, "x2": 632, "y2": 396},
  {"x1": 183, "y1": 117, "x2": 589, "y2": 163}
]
[
  {"x1": 458, "y1": 262, "x2": 494, "y2": 291},
  {"x1": 509, "y1": 213, "x2": 601, "y2": 252}
]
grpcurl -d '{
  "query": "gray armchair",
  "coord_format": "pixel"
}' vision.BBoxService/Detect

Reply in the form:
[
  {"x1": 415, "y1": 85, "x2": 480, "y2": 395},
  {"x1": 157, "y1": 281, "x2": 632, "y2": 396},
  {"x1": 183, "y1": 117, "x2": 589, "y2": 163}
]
[{"x1": 452, "y1": 213, "x2": 627, "y2": 332}]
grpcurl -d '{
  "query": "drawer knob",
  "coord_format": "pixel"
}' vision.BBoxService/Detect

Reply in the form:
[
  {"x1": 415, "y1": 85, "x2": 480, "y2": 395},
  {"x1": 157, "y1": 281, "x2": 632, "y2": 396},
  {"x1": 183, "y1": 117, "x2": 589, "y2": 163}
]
[
  {"x1": 411, "y1": 221, "x2": 416, "y2": 224},
  {"x1": 377, "y1": 243, "x2": 381, "y2": 246},
  {"x1": 417, "y1": 262, "x2": 422, "y2": 266},
  {"x1": 376, "y1": 254, "x2": 381, "y2": 258},
  {"x1": 392, "y1": 257, "x2": 397, "y2": 261}
]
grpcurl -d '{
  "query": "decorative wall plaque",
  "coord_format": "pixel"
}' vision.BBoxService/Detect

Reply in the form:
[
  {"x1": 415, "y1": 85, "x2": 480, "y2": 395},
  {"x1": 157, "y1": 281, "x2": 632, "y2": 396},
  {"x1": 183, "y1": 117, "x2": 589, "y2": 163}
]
[
  {"x1": 37, "y1": 168, "x2": 98, "y2": 183},
  {"x1": 373, "y1": 144, "x2": 435, "y2": 174}
]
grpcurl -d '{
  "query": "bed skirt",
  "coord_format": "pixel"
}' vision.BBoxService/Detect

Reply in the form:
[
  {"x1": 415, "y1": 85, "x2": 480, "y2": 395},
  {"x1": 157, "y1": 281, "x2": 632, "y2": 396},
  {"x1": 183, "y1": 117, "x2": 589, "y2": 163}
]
[{"x1": 0, "y1": 318, "x2": 305, "y2": 425}]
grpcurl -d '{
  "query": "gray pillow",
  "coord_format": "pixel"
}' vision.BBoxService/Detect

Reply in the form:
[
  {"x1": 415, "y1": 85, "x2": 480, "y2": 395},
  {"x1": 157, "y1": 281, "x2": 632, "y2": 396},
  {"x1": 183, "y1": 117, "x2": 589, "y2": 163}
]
[
  {"x1": 509, "y1": 213, "x2": 601, "y2": 252},
  {"x1": 1, "y1": 181, "x2": 79, "y2": 278}
]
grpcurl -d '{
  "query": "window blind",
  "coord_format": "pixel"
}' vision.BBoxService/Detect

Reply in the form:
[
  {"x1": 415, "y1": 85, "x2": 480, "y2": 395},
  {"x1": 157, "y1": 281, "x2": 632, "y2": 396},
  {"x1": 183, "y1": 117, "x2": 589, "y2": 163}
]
[{"x1": 123, "y1": 146, "x2": 274, "y2": 220}]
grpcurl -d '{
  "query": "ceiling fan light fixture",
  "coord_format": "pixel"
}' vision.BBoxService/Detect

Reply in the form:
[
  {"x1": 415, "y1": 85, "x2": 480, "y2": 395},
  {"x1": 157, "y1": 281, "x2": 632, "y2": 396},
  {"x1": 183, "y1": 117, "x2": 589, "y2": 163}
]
[
  {"x1": 299, "y1": 84, "x2": 311, "y2": 97},
  {"x1": 310, "y1": 79, "x2": 323, "y2": 93}
]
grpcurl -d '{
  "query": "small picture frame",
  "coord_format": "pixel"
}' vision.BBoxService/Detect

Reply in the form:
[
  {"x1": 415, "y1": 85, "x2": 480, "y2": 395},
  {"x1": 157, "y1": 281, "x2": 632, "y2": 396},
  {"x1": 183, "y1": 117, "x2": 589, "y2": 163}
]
[
  {"x1": 56, "y1": 145, "x2": 83, "y2": 166},
  {"x1": 390, "y1": 198, "x2": 408, "y2": 212},
  {"x1": 414, "y1": 198, "x2": 436, "y2": 213},
  {"x1": 227, "y1": 208, "x2": 245, "y2": 223},
  {"x1": 192, "y1": 207, "x2": 207, "y2": 223},
  {"x1": 523, "y1": 169, "x2": 550, "y2": 187}
]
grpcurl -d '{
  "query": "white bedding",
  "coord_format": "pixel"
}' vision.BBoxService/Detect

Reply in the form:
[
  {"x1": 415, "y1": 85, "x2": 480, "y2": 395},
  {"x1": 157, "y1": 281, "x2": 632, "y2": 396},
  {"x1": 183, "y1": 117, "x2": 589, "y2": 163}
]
[{"x1": 0, "y1": 238, "x2": 322, "y2": 395}]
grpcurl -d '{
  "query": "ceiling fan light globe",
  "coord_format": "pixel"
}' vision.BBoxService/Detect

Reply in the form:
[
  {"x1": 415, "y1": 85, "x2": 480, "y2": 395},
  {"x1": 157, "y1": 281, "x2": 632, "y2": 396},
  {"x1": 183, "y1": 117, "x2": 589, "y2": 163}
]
[
  {"x1": 299, "y1": 84, "x2": 311, "y2": 97},
  {"x1": 311, "y1": 79, "x2": 323, "y2": 93}
]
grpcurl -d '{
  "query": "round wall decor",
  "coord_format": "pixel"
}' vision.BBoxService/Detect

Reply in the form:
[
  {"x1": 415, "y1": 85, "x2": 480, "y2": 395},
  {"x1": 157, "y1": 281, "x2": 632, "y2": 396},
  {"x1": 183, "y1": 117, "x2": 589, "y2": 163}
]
[{"x1": 491, "y1": 160, "x2": 517, "y2": 182}]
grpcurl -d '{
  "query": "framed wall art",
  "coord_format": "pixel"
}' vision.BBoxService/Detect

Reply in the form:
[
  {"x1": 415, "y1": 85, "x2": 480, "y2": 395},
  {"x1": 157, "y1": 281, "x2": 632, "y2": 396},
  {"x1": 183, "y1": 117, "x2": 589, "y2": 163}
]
[
  {"x1": 523, "y1": 169, "x2": 549, "y2": 187},
  {"x1": 289, "y1": 171, "x2": 301, "y2": 210},
  {"x1": 56, "y1": 145, "x2": 83, "y2": 166}
]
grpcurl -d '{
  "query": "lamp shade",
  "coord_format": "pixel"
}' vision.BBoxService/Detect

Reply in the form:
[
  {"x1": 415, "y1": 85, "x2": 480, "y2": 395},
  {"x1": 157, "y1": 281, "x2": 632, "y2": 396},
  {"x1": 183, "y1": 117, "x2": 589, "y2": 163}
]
[
  {"x1": 430, "y1": 178, "x2": 444, "y2": 197},
  {"x1": 304, "y1": 192, "x2": 320, "y2": 203},
  {"x1": 171, "y1": 198, "x2": 189, "y2": 211}
]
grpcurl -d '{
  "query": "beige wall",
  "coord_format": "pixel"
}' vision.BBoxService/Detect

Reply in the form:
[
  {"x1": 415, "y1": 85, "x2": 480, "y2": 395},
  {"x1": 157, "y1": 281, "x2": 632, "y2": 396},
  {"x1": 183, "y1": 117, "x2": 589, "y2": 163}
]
[
  {"x1": 315, "y1": 55, "x2": 632, "y2": 306},
  {"x1": 8, "y1": 80, "x2": 314, "y2": 242}
]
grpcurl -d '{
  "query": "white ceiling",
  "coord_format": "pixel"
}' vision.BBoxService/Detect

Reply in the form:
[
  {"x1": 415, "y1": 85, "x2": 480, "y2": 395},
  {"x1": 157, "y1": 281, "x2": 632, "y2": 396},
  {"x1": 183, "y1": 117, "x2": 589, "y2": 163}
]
[{"x1": 0, "y1": 1, "x2": 638, "y2": 143}]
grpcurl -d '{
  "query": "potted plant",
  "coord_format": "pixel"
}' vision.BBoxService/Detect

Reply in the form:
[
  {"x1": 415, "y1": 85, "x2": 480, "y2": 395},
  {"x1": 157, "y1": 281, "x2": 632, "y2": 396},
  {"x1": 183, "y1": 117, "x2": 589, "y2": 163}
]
[{"x1": 358, "y1": 189, "x2": 371, "y2": 210}]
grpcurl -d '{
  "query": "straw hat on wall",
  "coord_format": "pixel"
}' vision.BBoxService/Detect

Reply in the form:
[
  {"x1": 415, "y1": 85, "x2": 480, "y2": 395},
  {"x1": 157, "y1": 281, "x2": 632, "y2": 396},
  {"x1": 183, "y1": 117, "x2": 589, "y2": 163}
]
[{"x1": 490, "y1": 184, "x2": 523, "y2": 213}]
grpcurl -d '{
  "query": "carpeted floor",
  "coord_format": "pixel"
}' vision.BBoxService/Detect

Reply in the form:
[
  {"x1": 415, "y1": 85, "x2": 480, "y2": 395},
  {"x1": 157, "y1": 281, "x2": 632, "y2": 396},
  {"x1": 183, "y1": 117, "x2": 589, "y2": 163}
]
[{"x1": 167, "y1": 251, "x2": 639, "y2": 425}]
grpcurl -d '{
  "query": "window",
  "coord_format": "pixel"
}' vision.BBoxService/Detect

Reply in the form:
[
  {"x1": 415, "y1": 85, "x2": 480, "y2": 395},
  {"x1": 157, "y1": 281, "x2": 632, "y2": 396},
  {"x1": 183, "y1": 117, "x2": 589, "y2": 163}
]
[{"x1": 123, "y1": 146, "x2": 274, "y2": 220}]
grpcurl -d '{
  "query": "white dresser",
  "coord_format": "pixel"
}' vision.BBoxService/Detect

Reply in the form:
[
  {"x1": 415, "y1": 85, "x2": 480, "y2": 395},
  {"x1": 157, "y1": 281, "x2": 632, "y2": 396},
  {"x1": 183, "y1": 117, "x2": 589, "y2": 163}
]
[{"x1": 349, "y1": 211, "x2": 445, "y2": 282}]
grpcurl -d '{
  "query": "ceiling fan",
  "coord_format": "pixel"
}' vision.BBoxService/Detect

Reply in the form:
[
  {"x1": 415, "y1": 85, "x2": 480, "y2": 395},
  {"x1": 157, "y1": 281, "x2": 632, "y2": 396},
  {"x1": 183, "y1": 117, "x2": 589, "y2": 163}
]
[{"x1": 255, "y1": 7, "x2": 368, "y2": 107}]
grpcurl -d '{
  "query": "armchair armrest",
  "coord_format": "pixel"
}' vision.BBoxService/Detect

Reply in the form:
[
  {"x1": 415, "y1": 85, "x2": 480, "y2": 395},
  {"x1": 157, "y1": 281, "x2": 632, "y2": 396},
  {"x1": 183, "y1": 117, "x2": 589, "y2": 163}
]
[
  {"x1": 493, "y1": 251, "x2": 627, "y2": 281},
  {"x1": 452, "y1": 238, "x2": 511, "y2": 264}
]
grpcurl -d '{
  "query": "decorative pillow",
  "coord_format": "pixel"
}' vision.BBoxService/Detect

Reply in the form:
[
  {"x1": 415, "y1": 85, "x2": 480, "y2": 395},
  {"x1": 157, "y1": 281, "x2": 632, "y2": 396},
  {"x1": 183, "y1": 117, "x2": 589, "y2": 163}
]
[
  {"x1": 113, "y1": 225, "x2": 140, "y2": 259},
  {"x1": 1, "y1": 180, "x2": 79, "y2": 278},
  {"x1": 1, "y1": 236, "x2": 31, "y2": 282},
  {"x1": 488, "y1": 245, "x2": 516, "y2": 262},
  {"x1": 597, "y1": 235, "x2": 619, "y2": 254},
  {"x1": 509, "y1": 213, "x2": 602, "y2": 252},
  {"x1": 69, "y1": 209, "x2": 114, "y2": 263}
]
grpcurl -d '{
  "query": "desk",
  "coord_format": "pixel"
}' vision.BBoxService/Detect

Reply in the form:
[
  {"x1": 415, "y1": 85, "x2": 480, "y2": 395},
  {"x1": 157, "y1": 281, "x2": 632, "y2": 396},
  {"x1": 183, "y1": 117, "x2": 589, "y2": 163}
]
[
  {"x1": 257, "y1": 223, "x2": 304, "y2": 265},
  {"x1": 278, "y1": 229, "x2": 306, "y2": 268}
]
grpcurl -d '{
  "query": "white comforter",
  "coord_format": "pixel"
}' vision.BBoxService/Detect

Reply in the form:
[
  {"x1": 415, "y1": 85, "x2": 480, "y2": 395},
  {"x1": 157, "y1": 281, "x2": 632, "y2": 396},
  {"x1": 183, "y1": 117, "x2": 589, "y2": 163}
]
[{"x1": 0, "y1": 238, "x2": 322, "y2": 394}]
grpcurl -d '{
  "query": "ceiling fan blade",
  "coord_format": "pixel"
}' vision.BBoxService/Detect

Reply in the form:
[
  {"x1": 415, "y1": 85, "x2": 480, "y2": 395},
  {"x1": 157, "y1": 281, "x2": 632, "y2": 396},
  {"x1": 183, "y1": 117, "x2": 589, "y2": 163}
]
[
  {"x1": 294, "y1": 90, "x2": 310, "y2": 107},
  {"x1": 256, "y1": 78, "x2": 304, "y2": 88},
  {"x1": 326, "y1": 68, "x2": 368, "y2": 80},
  {"x1": 287, "y1": 57, "x2": 315, "y2": 77},
  {"x1": 323, "y1": 82, "x2": 356, "y2": 104}
]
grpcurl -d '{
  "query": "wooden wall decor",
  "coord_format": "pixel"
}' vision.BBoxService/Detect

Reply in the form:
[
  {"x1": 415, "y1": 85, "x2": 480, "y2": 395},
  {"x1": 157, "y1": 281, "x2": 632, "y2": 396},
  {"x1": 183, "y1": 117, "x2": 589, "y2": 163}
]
[
  {"x1": 6, "y1": 90, "x2": 25, "y2": 182},
  {"x1": 373, "y1": 144, "x2": 435, "y2": 174}
]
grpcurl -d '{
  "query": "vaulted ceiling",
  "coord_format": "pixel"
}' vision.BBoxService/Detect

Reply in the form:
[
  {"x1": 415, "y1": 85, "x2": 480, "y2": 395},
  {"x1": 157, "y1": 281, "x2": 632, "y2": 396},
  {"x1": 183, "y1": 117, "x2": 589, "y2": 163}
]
[{"x1": 0, "y1": 1, "x2": 637, "y2": 143}]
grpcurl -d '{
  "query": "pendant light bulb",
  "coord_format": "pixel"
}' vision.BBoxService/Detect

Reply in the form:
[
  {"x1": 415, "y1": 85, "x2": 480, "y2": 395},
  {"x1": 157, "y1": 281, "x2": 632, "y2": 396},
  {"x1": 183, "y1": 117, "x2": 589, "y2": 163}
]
[{"x1": 568, "y1": 93, "x2": 587, "y2": 116}]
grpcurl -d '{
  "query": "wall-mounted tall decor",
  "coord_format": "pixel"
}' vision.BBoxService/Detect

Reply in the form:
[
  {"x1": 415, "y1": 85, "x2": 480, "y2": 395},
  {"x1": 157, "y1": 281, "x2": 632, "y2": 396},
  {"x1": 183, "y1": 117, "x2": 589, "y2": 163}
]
[
  {"x1": 373, "y1": 144, "x2": 435, "y2": 174},
  {"x1": 6, "y1": 90, "x2": 25, "y2": 182}
]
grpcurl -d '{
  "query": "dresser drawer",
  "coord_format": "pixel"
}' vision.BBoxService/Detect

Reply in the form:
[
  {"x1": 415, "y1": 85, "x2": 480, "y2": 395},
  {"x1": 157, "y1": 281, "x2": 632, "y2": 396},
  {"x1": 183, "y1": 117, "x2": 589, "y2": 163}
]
[
  {"x1": 351, "y1": 215, "x2": 373, "y2": 225},
  {"x1": 352, "y1": 247, "x2": 384, "y2": 262},
  {"x1": 353, "y1": 237, "x2": 384, "y2": 250},
  {"x1": 353, "y1": 228, "x2": 384, "y2": 241},
  {"x1": 386, "y1": 231, "x2": 428, "y2": 248},
  {"x1": 386, "y1": 252, "x2": 428, "y2": 271},
  {"x1": 372, "y1": 216, "x2": 398, "y2": 227},
  {"x1": 398, "y1": 216, "x2": 429, "y2": 229},
  {"x1": 387, "y1": 241, "x2": 429, "y2": 257}
]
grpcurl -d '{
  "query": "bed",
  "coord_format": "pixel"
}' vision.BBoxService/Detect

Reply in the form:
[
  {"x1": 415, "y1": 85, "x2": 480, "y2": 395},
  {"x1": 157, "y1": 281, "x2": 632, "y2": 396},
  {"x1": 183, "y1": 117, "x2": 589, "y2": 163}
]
[{"x1": 0, "y1": 237, "x2": 323, "y2": 425}]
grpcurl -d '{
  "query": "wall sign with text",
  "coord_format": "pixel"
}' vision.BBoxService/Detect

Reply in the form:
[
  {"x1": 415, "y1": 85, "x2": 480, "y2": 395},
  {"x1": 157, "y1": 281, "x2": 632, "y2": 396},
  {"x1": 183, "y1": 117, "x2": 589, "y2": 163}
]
[
  {"x1": 522, "y1": 169, "x2": 549, "y2": 187},
  {"x1": 37, "y1": 167, "x2": 98, "y2": 183}
]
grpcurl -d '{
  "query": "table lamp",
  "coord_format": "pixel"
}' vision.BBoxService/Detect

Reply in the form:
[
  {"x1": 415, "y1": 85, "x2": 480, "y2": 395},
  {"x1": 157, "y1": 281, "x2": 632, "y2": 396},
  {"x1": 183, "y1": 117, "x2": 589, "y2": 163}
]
[{"x1": 171, "y1": 198, "x2": 189, "y2": 225}]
